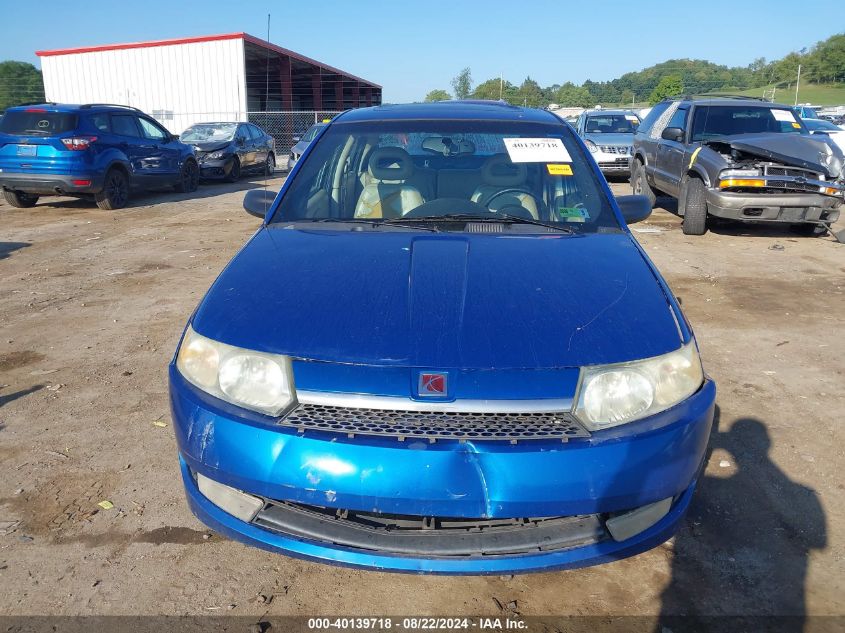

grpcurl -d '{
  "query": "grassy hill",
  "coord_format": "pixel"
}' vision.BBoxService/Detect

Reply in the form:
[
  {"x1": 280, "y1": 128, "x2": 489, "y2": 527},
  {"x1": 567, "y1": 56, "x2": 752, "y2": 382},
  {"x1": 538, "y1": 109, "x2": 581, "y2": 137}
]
[{"x1": 725, "y1": 83, "x2": 845, "y2": 106}]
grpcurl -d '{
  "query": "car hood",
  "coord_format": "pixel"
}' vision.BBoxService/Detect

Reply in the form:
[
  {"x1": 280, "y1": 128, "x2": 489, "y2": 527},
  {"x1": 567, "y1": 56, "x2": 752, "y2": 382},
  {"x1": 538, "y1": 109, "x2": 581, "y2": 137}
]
[
  {"x1": 188, "y1": 141, "x2": 232, "y2": 153},
  {"x1": 704, "y1": 133, "x2": 844, "y2": 178},
  {"x1": 290, "y1": 141, "x2": 309, "y2": 155},
  {"x1": 192, "y1": 227, "x2": 683, "y2": 369},
  {"x1": 583, "y1": 133, "x2": 634, "y2": 146}
]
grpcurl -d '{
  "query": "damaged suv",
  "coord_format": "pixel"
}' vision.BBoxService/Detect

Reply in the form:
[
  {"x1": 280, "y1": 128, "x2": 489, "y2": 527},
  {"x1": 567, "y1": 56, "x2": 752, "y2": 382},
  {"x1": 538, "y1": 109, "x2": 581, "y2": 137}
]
[{"x1": 631, "y1": 97, "x2": 844, "y2": 235}]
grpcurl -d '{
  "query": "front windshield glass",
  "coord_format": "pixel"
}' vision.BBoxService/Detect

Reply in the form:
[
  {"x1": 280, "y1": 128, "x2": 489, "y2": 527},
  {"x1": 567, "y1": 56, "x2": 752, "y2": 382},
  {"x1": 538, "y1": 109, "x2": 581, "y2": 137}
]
[
  {"x1": 270, "y1": 120, "x2": 619, "y2": 232},
  {"x1": 180, "y1": 123, "x2": 238, "y2": 143},
  {"x1": 806, "y1": 119, "x2": 838, "y2": 131},
  {"x1": 690, "y1": 106, "x2": 805, "y2": 141},
  {"x1": 585, "y1": 113, "x2": 640, "y2": 134},
  {"x1": 301, "y1": 125, "x2": 323, "y2": 142}
]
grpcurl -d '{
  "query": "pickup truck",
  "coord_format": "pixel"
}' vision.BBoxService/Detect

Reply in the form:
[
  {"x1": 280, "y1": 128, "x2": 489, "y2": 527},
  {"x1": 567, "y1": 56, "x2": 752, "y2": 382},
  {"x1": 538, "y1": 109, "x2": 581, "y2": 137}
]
[{"x1": 631, "y1": 97, "x2": 844, "y2": 235}]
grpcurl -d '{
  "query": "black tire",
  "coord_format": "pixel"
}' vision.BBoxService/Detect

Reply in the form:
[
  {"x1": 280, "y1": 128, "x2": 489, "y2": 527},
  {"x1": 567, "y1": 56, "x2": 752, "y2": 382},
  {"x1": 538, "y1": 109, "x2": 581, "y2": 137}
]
[
  {"x1": 790, "y1": 222, "x2": 829, "y2": 237},
  {"x1": 95, "y1": 169, "x2": 129, "y2": 210},
  {"x1": 264, "y1": 153, "x2": 276, "y2": 176},
  {"x1": 225, "y1": 157, "x2": 241, "y2": 183},
  {"x1": 2, "y1": 190, "x2": 39, "y2": 208},
  {"x1": 175, "y1": 159, "x2": 199, "y2": 193},
  {"x1": 631, "y1": 158, "x2": 656, "y2": 208},
  {"x1": 681, "y1": 175, "x2": 708, "y2": 235}
]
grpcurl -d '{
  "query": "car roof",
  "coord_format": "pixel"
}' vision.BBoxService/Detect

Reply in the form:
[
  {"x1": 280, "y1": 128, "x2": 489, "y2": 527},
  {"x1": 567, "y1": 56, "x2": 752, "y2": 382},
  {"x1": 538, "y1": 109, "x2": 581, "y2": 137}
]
[
  {"x1": 335, "y1": 101, "x2": 561, "y2": 124},
  {"x1": 5, "y1": 103, "x2": 141, "y2": 114},
  {"x1": 669, "y1": 96, "x2": 794, "y2": 108},
  {"x1": 583, "y1": 109, "x2": 639, "y2": 116}
]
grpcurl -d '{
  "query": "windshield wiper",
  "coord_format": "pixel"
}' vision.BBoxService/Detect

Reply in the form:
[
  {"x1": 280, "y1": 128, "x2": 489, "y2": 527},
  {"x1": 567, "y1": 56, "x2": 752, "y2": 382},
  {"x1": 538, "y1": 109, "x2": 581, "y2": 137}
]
[
  {"x1": 389, "y1": 213, "x2": 574, "y2": 233},
  {"x1": 302, "y1": 218, "x2": 439, "y2": 232}
]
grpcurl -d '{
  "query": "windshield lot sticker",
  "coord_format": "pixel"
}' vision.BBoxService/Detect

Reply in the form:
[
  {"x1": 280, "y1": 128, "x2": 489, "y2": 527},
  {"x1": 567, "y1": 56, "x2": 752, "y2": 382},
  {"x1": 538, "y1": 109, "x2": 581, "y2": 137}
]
[
  {"x1": 791, "y1": 122, "x2": 802, "y2": 129},
  {"x1": 547, "y1": 164, "x2": 574, "y2": 176},
  {"x1": 625, "y1": 115, "x2": 639, "y2": 122},
  {"x1": 556, "y1": 206, "x2": 589, "y2": 222},
  {"x1": 772, "y1": 109, "x2": 797, "y2": 123},
  {"x1": 504, "y1": 138, "x2": 572, "y2": 163}
]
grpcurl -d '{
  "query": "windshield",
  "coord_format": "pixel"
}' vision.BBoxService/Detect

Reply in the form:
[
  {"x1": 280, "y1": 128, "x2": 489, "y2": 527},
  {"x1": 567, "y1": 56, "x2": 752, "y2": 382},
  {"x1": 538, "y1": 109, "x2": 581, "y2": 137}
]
[
  {"x1": 585, "y1": 113, "x2": 640, "y2": 134},
  {"x1": 180, "y1": 123, "x2": 238, "y2": 143},
  {"x1": 806, "y1": 119, "x2": 839, "y2": 131},
  {"x1": 270, "y1": 120, "x2": 619, "y2": 232},
  {"x1": 690, "y1": 106, "x2": 805, "y2": 141},
  {"x1": 301, "y1": 124, "x2": 324, "y2": 142}
]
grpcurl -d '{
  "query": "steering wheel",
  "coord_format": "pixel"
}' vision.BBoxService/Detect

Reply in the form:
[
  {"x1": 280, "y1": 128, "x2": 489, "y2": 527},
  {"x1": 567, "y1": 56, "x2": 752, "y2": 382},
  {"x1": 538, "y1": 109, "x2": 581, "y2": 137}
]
[
  {"x1": 483, "y1": 188, "x2": 535, "y2": 213},
  {"x1": 403, "y1": 197, "x2": 494, "y2": 218}
]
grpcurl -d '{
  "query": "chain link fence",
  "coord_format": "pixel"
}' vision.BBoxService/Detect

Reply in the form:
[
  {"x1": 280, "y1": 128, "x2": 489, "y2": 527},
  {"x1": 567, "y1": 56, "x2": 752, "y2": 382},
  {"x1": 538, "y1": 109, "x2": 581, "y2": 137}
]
[{"x1": 247, "y1": 111, "x2": 342, "y2": 166}]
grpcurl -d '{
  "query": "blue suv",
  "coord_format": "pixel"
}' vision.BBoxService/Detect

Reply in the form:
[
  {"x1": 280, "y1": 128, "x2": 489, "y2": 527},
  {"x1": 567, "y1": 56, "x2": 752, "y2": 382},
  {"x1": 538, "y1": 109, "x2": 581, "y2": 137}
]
[{"x1": 0, "y1": 103, "x2": 199, "y2": 209}]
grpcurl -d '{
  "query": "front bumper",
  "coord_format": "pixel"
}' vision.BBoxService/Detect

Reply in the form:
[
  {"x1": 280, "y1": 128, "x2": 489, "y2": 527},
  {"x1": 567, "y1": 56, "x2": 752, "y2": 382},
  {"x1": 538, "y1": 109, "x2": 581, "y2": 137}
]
[
  {"x1": 705, "y1": 189, "x2": 842, "y2": 223},
  {"x1": 0, "y1": 170, "x2": 103, "y2": 195},
  {"x1": 170, "y1": 367, "x2": 716, "y2": 573},
  {"x1": 198, "y1": 157, "x2": 235, "y2": 179}
]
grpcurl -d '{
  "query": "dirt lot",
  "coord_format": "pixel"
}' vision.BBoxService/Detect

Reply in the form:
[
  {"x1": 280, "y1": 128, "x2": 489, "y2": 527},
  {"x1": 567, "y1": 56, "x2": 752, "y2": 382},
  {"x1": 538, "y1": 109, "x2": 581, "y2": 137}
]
[{"x1": 0, "y1": 176, "x2": 843, "y2": 623}]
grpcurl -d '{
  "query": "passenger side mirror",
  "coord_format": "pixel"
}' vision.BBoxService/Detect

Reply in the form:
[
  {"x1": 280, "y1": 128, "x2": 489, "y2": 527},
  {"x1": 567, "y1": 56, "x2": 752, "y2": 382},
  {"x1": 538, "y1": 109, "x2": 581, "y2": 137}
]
[
  {"x1": 291, "y1": 135, "x2": 301, "y2": 143},
  {"x1": 243, "y1": 189, "x2": 277, "y2": 218},
  {"x1": 616, "y1": 194, "x2": 652, "y2": 225},
  {"x1": 661, "y1": 127, "x2": 685, "y2": 142},
  {"x1": 237, "y1": 136, "x2": 246, "y2": 146}
]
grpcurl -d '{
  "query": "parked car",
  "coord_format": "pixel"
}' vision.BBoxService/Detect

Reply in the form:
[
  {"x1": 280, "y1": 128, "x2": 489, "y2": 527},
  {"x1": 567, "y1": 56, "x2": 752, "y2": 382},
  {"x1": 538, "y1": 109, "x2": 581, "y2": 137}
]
[
  {"x1": 170, "y1": 100, "x2": 716, "y2": 574},
  {"x1": 573, "y1": 109, "x2": 641, "y2": 176},
  {"x1": 631, "y1": 96, "x2": 844, "y2": 235},
  {"x1": 803, "y1": 118, "x2": 845, "y2": 153},
  {"x1": 0, "y1": 103, "x2": 198, "y2": 209},
  {"x1": 180, "y1": 122, "x2": 275, "y2": 182},
  {"x1": 288, "y1": 122, "x2": 326, "y2": 170},
  {"x1": 792, "y1": 104, "x2": 820, "y2": 120}
]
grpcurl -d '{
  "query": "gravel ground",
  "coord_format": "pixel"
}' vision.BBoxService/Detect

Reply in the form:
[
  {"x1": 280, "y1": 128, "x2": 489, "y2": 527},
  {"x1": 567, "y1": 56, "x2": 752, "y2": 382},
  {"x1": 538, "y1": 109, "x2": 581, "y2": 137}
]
[{"x1": 0, "y1": 176, "x2": 843, "y2": 621}]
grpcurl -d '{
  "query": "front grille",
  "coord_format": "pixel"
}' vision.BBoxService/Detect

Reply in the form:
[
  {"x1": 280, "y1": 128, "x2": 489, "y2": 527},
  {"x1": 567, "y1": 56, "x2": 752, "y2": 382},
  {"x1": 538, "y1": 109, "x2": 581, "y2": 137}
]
[
  {"x1": 280, "y1": 403, "x2": 590, "y2": 442},
  {"x1": 599, "y1": 145, "x2": 630, "y2": 155},
  {"x1": 598, "y1": 158, "x2": 631, "y2": 167},
  {"x1": 253, "y1": 499, "x2": 607, "y2": 557},
  {"x1": 766, "y1": 179, "x2": 818, "y2": 192},
  {"x1": 764, "y1": 164, "x2": 820, "y2": 179}
]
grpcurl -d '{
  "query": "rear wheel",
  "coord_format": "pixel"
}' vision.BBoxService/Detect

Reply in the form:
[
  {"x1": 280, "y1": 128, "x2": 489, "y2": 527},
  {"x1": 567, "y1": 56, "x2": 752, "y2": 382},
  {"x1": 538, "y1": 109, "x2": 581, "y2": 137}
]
[
  {"x1": 2, "y1": 190, "x2": 39, "y2": 208},
  {"x1": 226, "y1": 157, "x2": 241, "y2": 183},
  {"x1": 631, "y1": 158, "x2": 656, "y2": 208},
  {"x1": 264, "y1": 153, "x2": 276, "y2": 176},
  {"x1": 95, "y1": 169, "x2": 129, "y2": 210},
  {"x1": 175, "y1": 160, "x2": 199, "y2": 193},
  {"x1": 681, "y1": 175, "x2": 708, "y2": 235},
  {"x1": 790, "y1": 222, "x2": 829, "y2": 237}
]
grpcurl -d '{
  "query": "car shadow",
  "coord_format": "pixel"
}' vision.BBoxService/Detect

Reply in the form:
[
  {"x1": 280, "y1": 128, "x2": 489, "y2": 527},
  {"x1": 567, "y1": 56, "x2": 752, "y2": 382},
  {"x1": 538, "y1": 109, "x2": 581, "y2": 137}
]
[
  {"x1": 0, "y1": 384, "x2": 44, "y2": 411},
  {"x1": 0, "y1": 242, "x2": 30, "y2": 261},
  {"x1": 654, "y1": 407, "x2": 826, "y2": 632}
]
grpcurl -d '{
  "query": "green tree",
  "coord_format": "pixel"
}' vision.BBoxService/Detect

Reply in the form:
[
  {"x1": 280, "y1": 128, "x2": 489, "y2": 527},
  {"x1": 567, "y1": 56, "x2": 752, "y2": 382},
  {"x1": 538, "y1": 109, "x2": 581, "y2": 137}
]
[
  {"x1": 471, "y1": 78, "x2": 514, "y2": 101},
  {"x1": 423, "y1": 89, "x2": 451, "y2": 102},
  {"x1": 0, "y1": 61, "x2": 45, "y2": 110},
  {"x1": 553, "y1": 82, "x2": 595, "y2": 108},
  {"x1": 451, "y1": 67, "x2": 473, "y2": 100},
  {"x1": 649, "y1": 75, "x2": 683, "y2": 104},
  {"x1": 805, "y1": 33, "x2": 845, "y2": 83},
  {"x1": 516, "y1": 76, "x2": 545, "y2": 107}
]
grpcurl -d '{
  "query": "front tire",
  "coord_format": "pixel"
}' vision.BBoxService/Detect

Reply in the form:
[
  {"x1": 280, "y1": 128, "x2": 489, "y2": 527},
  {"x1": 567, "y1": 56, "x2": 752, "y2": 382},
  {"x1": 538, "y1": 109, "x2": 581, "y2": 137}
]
[
  {"x1": 225, "y1": 157, "x2": 241, "y2": 183},
  {"x1": 264, "y1": 153, "x2": 275, "y2": 176},
  {"x1": 175, "y1": 160, "x2": 199, "y2": 193},
  {"x1": 3, "y1": 190, "x2": 39, "y2": 208},
  {"x1": 631, "y1": 158, "x2": 656, "y2": 208},
  {"x1": 95, "y1": 169, "x2": 129, "y2": 210},
  {"x1": 681, "y1": 176, "x2": 708, "y2": 235}
]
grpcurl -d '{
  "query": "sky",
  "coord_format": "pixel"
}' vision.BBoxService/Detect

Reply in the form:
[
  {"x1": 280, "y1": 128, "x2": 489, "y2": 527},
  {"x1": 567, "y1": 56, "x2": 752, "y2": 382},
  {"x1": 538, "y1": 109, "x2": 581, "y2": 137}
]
[{"x1": 1, "y1": 0, "x2": 842, "y2": 103}]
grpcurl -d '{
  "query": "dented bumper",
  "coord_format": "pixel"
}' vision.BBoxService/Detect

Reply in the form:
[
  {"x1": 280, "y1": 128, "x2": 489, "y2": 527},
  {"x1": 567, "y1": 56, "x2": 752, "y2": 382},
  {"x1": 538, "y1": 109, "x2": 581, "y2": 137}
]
[
  {"x1": 705, "y1": 189, "x2": 842, "y2": 223},
  {"x1": 169, "y1": 366, "x2": 715, "y2": 573}
]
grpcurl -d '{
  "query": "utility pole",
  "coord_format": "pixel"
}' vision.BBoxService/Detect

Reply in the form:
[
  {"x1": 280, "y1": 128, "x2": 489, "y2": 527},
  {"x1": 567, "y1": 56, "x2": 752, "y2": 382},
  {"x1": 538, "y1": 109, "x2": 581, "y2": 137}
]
[
  {"x1": 499, "y1": 74, "x2": 503, "y2": 101},
  {"x1": 794, "y1": 64, "x2": 801, "y2": 106}
]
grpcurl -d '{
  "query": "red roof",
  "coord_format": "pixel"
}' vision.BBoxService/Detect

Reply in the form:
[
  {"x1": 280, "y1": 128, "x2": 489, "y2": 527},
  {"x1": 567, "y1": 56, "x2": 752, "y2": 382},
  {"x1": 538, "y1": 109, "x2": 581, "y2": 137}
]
[{"x1": 36, "y1": 32, "x2": 380, "y2": 88}]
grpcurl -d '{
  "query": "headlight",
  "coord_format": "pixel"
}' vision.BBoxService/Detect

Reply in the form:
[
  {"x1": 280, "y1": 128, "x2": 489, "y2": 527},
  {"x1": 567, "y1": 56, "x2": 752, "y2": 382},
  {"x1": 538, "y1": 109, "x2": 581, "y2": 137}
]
[
  {"x1": 720, "y1": 168, "x2": 761, "y2": 178},
  {"x1": 574, "y1": 341, "x2": 704, "y2": 430},
  {"x1": 176, "y1": 325, "x2": 295, "y2": 416},
  {"x1": 584, "y1": 139, "x2": 599, "y2": 153},
  {"x1": 208, "y1": 151, "x2": 225, "y2": 160}
]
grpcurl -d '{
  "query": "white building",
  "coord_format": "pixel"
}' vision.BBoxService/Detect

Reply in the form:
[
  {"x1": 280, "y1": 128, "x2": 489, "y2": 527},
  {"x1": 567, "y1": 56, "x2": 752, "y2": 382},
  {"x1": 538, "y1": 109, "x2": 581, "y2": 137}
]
[{"x1": 37, "y1": 32, "x2": 381, "y2": 137}]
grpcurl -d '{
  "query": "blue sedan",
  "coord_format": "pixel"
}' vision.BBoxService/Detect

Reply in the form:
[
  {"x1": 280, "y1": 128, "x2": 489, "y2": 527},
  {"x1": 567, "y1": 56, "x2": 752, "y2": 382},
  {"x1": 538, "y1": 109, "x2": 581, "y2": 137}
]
[{"x1": 169, "y1": 101, "x2": 716, "y2": 574}]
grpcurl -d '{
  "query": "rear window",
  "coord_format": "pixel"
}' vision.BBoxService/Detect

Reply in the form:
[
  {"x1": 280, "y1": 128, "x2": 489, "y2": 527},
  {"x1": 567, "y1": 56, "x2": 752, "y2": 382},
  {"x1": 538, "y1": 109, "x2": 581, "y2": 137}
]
[{"x1": 0, "y1": 110, "x2": 78, "y2": 136}]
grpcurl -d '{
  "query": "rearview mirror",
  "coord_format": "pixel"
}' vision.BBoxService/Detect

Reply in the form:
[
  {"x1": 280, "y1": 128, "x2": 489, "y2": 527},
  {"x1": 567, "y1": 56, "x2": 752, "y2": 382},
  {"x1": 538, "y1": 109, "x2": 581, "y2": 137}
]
[
  {"x1": 616, "y1": 194, "x2": 652, "y2": 224},
  {"x1": 243, "y1": 189, "x2": 277, "y2": 218},
  {"x1": 661, "y1": 127, "x2": 684, "y2": 142}
]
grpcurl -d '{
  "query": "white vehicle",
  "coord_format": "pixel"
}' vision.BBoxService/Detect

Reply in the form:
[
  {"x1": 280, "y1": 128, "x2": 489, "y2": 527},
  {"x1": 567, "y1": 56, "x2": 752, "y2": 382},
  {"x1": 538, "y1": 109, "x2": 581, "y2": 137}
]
[{"x1": 804, "y1": 118, "x2": 845, "y2": 154}]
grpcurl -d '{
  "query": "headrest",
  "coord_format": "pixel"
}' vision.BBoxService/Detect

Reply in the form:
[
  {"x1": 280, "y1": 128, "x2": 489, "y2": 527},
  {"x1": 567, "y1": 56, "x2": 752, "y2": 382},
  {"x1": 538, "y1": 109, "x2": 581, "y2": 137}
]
[
  {"x1": 368, "y1": 147, "x2": 414, "y2": 181},
  {"x1": 481, "y1": 154, "x2": 527, "y2": 186}
]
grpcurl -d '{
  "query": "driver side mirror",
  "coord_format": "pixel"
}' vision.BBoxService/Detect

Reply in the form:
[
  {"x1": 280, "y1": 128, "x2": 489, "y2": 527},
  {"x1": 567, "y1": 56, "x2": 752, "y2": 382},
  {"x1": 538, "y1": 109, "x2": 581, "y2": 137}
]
[
  {"x1": 243, "y1": 189, "x2": 277, "y2": 218},
  {"x1": 616, "y1": 194, "x2": 652, "y2": 224},
  {"x1": 661, "y1": 127, "x2": 685, "y2": 142}
]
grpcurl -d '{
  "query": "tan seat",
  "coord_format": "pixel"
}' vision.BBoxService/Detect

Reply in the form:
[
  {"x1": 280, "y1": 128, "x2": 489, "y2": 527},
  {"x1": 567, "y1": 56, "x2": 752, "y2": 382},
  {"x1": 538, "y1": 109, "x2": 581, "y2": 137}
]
[
  {"x1": 470, "y1": 154, "x2": 539, "y2": 219},
  {"x1": 354, "y1": 147, "x2": 425, "y2": 219}
]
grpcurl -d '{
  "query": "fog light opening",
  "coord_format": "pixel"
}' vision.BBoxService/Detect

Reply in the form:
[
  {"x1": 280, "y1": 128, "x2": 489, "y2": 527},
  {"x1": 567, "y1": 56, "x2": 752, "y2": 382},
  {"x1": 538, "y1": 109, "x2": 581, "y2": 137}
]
[{"x1": 196, "y1": 472, "x2": 264, "y2": 522}]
